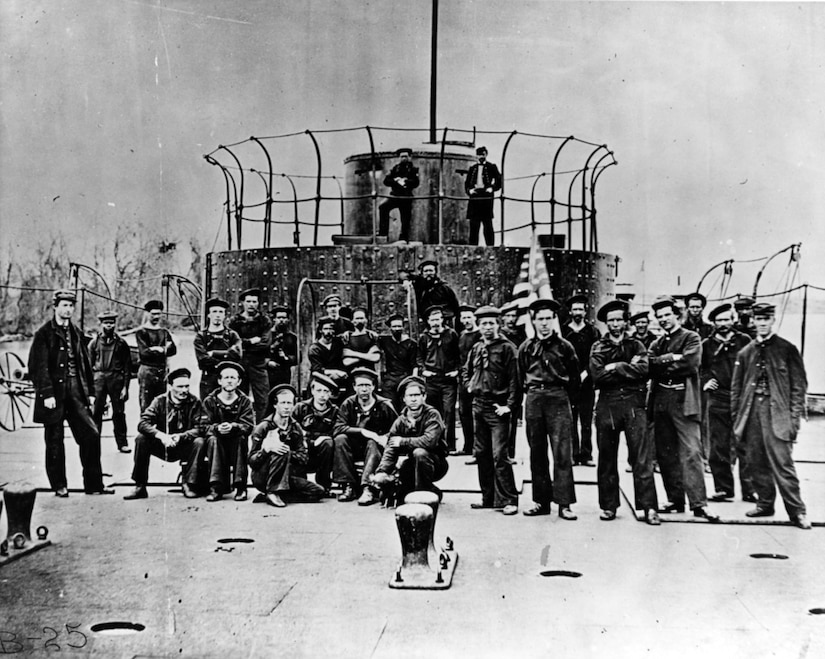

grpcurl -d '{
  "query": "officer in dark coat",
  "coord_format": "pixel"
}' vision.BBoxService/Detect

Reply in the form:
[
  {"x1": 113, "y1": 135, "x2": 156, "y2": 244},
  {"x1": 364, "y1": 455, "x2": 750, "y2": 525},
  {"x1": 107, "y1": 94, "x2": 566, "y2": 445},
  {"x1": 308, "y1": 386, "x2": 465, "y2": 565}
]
[
  {"x1": 88, "y1": 310, "x2": 133, "y2": 453},
  {"x1": 28, "y1": 290, "x2": 112, "y2": 496},
  {"x1": 378, "y1": 148, "x2": 420, "y2": 242},
  {"x1": 464, "y1": 146, "x2": 502, "y2": 246}
]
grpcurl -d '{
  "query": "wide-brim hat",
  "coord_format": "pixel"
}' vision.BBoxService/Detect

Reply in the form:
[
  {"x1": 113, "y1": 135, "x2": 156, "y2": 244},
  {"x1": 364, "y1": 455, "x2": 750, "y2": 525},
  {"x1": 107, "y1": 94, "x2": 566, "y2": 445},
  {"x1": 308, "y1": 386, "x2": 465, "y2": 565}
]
[
  {"x1": 309, "y1": 372, "x2": 339, "y2": 396},
  {"x1": 167, "y1": 367, "x2": 191, "y2": 383},
  {"x1": 204, "y1": 297, "x2": 230, "y2": 312},
  {"x1": 351, "y1": 367, "x2": 379, "y2": 384},
  {"x1": 708, "y1": 303, "x2": 734, "y2": 322},
  {"x1": 565, "y1": 294, "x2": 588, "y2": 308},
  {"x1": 529, "y1": 299, "x2": 561, "y2": 314},
  {"x1": 216, "y1": 361, "x2": 244, "y2": 378},
  {"x1": 397, "y1": 375, "x2": 426, "y2": 395},
  {"x1": 597, "y1": 299, "x2": 629, "y2": 323},
  {"x1": 651, "y1": 296, "x2": 677, "y2": 313},
  {"x1": 684, "y1": 292, "x2": 707, "y2": 307}
]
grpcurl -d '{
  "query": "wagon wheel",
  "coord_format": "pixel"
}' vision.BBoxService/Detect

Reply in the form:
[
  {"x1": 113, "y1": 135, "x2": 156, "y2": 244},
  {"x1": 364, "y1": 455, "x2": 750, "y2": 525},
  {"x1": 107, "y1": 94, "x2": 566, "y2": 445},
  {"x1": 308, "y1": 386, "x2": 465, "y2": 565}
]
[{"x1": 0, "y1": 351, "x2": 34, "y2": 432}]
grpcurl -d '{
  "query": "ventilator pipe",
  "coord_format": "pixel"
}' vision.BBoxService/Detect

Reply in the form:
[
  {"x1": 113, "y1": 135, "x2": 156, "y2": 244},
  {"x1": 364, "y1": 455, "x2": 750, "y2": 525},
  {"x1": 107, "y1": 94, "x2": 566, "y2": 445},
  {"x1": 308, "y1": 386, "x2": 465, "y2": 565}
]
[{"x1": 4, "y1": 483, "x2": 36, "y2": 549}]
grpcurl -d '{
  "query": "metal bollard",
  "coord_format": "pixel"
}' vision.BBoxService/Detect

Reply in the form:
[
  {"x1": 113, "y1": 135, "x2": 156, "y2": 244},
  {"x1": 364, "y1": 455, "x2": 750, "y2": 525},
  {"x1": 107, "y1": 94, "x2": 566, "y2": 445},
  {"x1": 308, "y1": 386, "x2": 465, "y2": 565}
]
[
  {"x1": 4, "y1": 483, "x2": 36, "y2": 548},
  {"x1": 389, "y1": 498, "x2": 457, "y2": 590},
  {"x1": 404, "y1": 491, "x2": 440, "y2": 567}
]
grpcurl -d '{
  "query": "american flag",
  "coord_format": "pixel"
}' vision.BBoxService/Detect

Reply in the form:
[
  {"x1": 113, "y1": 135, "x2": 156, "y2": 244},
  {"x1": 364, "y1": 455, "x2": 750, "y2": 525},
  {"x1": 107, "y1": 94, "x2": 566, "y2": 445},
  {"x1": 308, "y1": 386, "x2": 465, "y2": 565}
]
[{"x1": 511, "y1": 231, "x2": 558, "y2": 337}]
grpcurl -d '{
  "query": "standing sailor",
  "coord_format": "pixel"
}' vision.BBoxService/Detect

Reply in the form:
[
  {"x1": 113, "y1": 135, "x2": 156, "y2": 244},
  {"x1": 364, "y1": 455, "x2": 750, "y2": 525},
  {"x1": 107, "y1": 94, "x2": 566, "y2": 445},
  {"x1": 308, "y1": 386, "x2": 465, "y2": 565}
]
[
  {"x1": 88, "y1": 310, "x2": 133, "y2": 453},
  {"x1": 194, "y1": 297, "x2": 242, "y2": 400},
  {"x1": 135, "y1": 299, "x2": 177, "y2": 412},
  {"x1": 228, "y1": 288, "x2": 272, "y2": 422}
]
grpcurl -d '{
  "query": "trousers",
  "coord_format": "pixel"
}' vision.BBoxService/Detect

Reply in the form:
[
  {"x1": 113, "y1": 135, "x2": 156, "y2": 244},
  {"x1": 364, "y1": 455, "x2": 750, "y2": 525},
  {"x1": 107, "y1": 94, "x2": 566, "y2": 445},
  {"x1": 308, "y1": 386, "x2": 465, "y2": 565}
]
[
  {"x1": 524, "y1": 390, "x2": 576, "y2": 507},
  {"x1": 92, "y1": 372, "x2": 128, "y2": 448},
  {"x1": 473, "y1": 398, "x2": 518, "y2": 507}
]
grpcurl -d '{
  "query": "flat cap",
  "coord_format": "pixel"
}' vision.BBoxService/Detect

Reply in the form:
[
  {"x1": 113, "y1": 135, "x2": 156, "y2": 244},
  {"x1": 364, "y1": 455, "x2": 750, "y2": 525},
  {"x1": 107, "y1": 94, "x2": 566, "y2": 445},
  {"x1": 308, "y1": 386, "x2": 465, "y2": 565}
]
[
  {"x1": 597, "y1": 299, "x2": 629, "y2": 323},
  {"x1": 565, "y1": 294, "x2": 588, "y2": 307},
  {"x1": 144, "y1": 299, "x2": 164, "y2": 312},
  {"x1": 386, "y1": 313, "x2": 406, "y2": 325},
  {"x1": 397, "y1": 375, "x2": 426, "y2": 395},
  {"x1": 216, "y1": 361, "x2": 244, "y2": 378},
  {"x1": 708, "y1": 303, "x2": 734, "y2": 322},
  {"x1": 751, "y1": 302, "x2": 776, "y2": 316},
  {"x1": 733, "y1": 296, "x2": 755, "y2": 310},
  {"x1": 529, "y1": 298, "x2": 561, "y2": 314},
  {"x1": 271, "y1": 305, "x2": 290, "y2": 315},
  {"x1": 630, "y1": 311, "x2": 649, "y2": 324},
  {"x1": 167, "y1": 367, "x2": 191, "y2": 383},
  {"x1": 418, "y1": 260, "x2": 438, "y2": 270},
  {"x1": 204, "y1": 297, "x2": 230, "y2": 311},
  {"x1": 475, "y1": 305, "x2": 501, "y2": 319},
  {"x1": 309, "y1": 372, "x2": 339, "y2": 395},
  {"x1": 475, "y1": 146, "x2": 488, "y2": 155},
  {"x1": 351, "y1": 367, "x2": 379, "y2": 383},
  {"x1": 458, "y1": 304, "x2": 477, "y2": 313},
  {"x1": 322, "y1": 293, "x2": 342, "y2": 307},
  {"x1": 97, "y1": 310, "x2": 118, "y2": 321},
  {"x1": 396, "y1": 147, "x2": 413, "y2": 156},
  {"x1": 52, "y1": 289, "x2": 76, "y2": 305},
  {"x1": 238, "y1": 288, "x2": 262, "y2": 300}
]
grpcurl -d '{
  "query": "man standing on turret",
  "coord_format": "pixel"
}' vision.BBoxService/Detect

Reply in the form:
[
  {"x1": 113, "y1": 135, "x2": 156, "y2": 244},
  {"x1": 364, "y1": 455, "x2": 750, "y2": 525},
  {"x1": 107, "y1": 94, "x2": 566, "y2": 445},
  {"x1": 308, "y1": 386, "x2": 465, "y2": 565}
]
[
  {"x1": 378, "y1": 148, "x2": 419, "y2": 243},
  {"x1": 464, "y1": 146, "x2": 502, "y2": 246}
]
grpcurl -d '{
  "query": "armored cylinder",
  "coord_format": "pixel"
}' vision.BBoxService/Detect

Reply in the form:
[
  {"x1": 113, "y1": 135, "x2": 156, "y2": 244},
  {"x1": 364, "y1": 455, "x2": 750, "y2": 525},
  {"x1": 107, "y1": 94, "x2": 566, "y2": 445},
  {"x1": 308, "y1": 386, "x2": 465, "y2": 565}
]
[{"x1": 344, "y1": 149, "x2": 476, "y2": 244}]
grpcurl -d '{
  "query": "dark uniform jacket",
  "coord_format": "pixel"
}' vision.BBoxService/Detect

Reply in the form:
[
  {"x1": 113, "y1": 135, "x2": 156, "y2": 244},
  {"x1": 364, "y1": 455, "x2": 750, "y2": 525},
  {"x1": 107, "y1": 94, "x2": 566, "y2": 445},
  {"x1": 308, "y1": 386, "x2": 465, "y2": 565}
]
[
  {"x1": 388, "y1": 404, "x2": 447, "y2": 456},
  {"x1": 378, "y1": 334, "x2": 418, "y2": 380},
  {"x1": 28, "y1": 318, "x2": 96, "y2": 425},
  {"x1": 135, "y1": 326, "x2": 177, "y2": 367},
  {"x1": 648, "y1": 327, "x2": 702, "y2": 417},
  {"x1": 517, "y1": 333, "x2": 581, "y2": 400},
  {"x1": 683, "y1": 316, "x2": 714, "y2": 340},
  {"x1": 269, "y1": 330, "x2": 298, "y2": 373},
  {"x1": 194, "y1": 328, "x2": 242, "y2": 376},
  {"x1": 700, "y1": 331, "x2": 751, "y2": 398},
  {"x1": 248, "y1": 417, "x2": 308, "y2": 470},
  {"x1": 333, "y1": 395, "x2": 398, "y2": 438},
  {"x1": 562, "y1": 322, "x2": 601, "y2": 377},
  {"x1": 228, "y1": 312, "x2": 272, "y2": 363},
  {"x1": 464, "y1": 161, "x2": 502, "y2": 197},
  {"x1": 409, "y1": 275, "x2": 460, "y2": 326},
  {"x1": 463, "y1": 336, "x2": 520, "y2": 408},
  {"x1": 308, "y1": 337, "x2": 345, "y2": 373},
  {"x1": 590, "y1": 334, "x2": 649, "y2": 393},
  {"x1": 731, "y1": 334, "x2": 807, "y2": 442},
  {"x1": 417, "y1": 327, "x2": 461, "y2": 375},
  {"x1": 458, "y1": 329, "x2": 481, "y2": 384},
  {"x1": 383, "y1": 161, "x2": 420, "y2": 197},
  {"x1": 501, "y1": 325, "x2": 527, "y2": 350},
  {"x1": 201, "y1": 390, "x2": 255, "y2": 439},
  {"x1": 138, "y1": 392, "x2": 203, "y2": 442},
  {"x1": 292, "y1": 399, "x2": 339, "y2": 441},
  {"x1": 88, "y1": 332, "x2": 133, "y2": 379}
]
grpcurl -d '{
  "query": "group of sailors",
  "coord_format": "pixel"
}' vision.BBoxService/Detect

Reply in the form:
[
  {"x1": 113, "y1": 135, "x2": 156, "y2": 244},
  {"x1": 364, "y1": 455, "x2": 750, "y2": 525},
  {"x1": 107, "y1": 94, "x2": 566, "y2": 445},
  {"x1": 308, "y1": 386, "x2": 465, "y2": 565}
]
[{"x1": 26, "y1": 268, "x2": 810, "y2": 529}]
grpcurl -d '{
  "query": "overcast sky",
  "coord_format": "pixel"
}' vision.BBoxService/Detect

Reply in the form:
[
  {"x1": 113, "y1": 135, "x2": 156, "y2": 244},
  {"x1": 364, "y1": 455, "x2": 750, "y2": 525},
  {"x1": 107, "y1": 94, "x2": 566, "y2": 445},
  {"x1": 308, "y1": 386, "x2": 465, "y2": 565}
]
[{"x1": 2, "y1": 0, "x2": 824, "y2": 303}]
